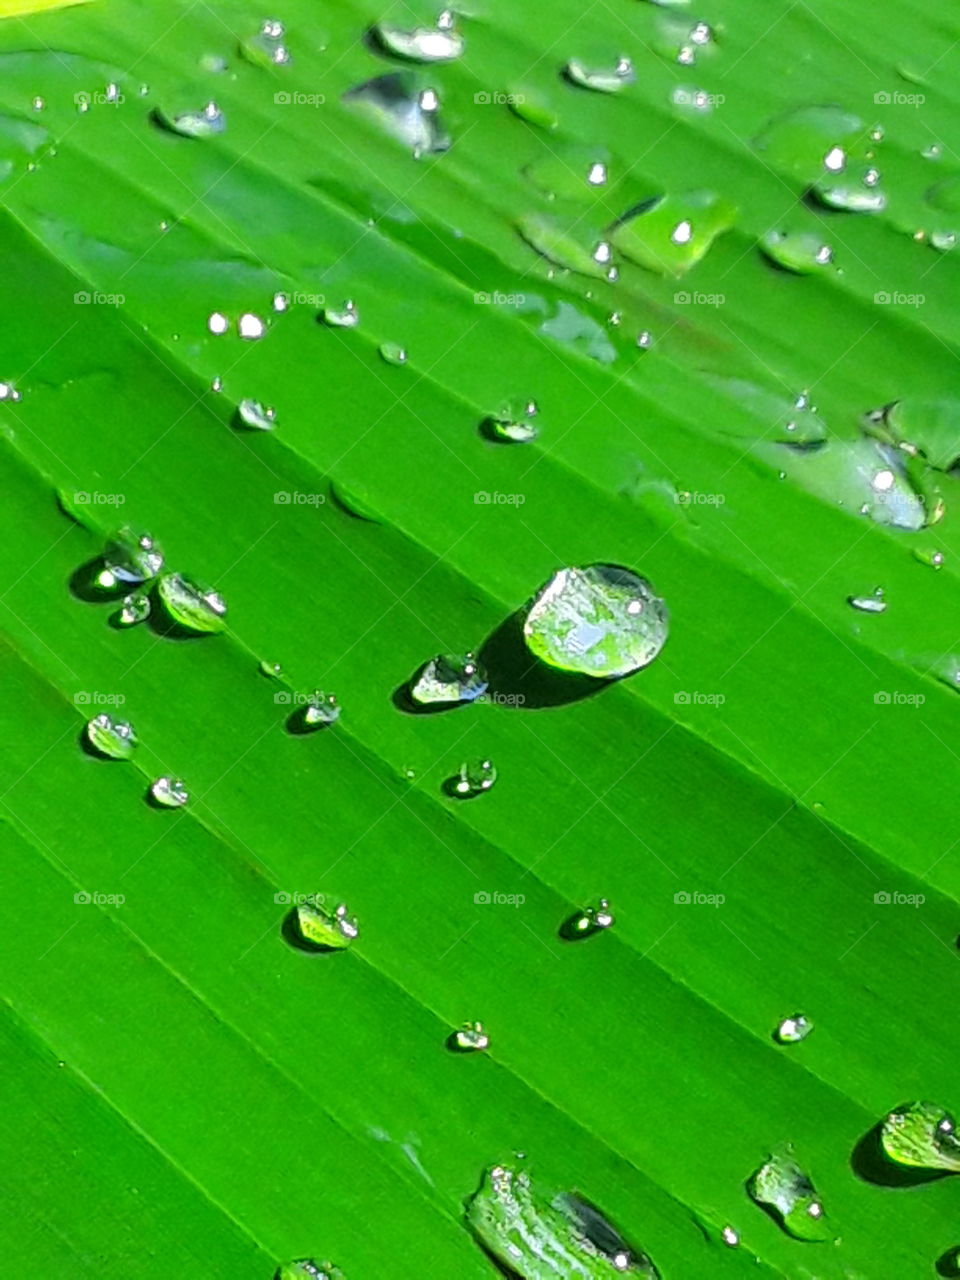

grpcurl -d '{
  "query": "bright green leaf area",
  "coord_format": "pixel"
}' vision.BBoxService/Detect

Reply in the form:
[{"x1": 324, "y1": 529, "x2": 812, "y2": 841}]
[{"x1": 0, "y1": 0, "x2": 959, "y2": 1276}]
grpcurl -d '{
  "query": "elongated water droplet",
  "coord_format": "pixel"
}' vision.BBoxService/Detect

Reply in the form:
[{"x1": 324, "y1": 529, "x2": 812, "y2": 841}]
[
  {"x1": 155, "y1": 101, "x2": 225, "y2": 138},
  {"x1": 748, "y1": 1148, "x2": 834, "y2": 1241},
  {"x1": 260, "y1": 660, "x2": 283, "y2": 678},
  {"x1": 517, "y1": 214, "x2": 611, "y2": 279},
  {"x1": 295, "y1": 898, "x2": 358, "y2": 949},
  {"x1": 117, "y1": 593, "x2": 151, "y2": 626},
  {"x1": 848, "y1": 592, "x2": 886, "y2": 614},
  {"x1": 612, "y1": 191, "x2": 736, "y2": 276},
  {"x1": 99, "y1": 527, "x2": 164, "y2": 588},
  {"x1": 882, "y1": 1102, "x2": 960, "y2": 1171},
  {"x1": 157, "y1": 572, "x2": 227, "y2": 633},
  {"x1": 564, "y1": 56, "x2": 635, "y2": 94},
  {"x1": 86, "y1": 714, "x2": 137, "y2": 760},
  {"x1": 237, "y1": 398, "x2": 276, "y2": 430},
  {"x1": 774, "y1": 1014, "x2": 814, "y2": 1044},
  {"x1": 454, "y1": 1021, "x2": 489, "y2": 1050},
  {"x1": 411, "y1": 652, "x2": 488, "y2": 705},
  {"x1": 762, "y1": 229, "x2": 833, "y2": 273},
  {"x1": 379, "y1": 341, "x2": 408, "y2": 365},
  {"x1": 276, "y1": 1262, "x2": 345, "y2": 1280},
  {"x1": 375, "y1": 20, "x2": 464, "y2": 62},
  {"x1": 303, "y1": 690, "x2": 341, "y2": 727},
  {"x1": 344, "y1": 73, "x2": 449, "y2": 157},
  {"x1": 453, "y1": 758, "x2": 497, "y2": 796},
  {"x1": 322, "y1": 299, "x2": 359, "y2": 329},
  {"x1": 467, "y1": 1165, "x2": 661, "y2": 1276},
  {"x1": 151, "y1": 776, "x2": 188, "y2": 807},
  {"x1": 524, "y1": 565, "x2": 668, "y2": 678}
]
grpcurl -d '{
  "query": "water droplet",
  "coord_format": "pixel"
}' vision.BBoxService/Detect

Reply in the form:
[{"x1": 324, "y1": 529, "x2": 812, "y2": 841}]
[
  {"x1": 508, "y1": 95, "x2": 559, "y2": 131},
  {"x1": 721, "y1": 1226, "x2": 740, "y2": 1247},
  {"x1": 321, "y1": 299, "x2": 359, "y2": 329},
  {"x1": 98, "y1": 528, "x2": 164, "y2": 589},
  {"x1": 207, "y1": 311, "x2": 229, "y2": 335},
  {"x1": 236, "y1": 398, "x2": 276, "y2": 430},
  {"x1": 295, "y1": 898, "x2": 358, "y2": 949},
  {"x1": 86, "y1": 714, "x2": 137, "y2": 760},
  {"x1": 453, "y1": 758, "x2": 497, "y2": 796},
  {"x1": 155, "y1": 101, "x2": 226, "y2": 138},
  {"x1": 151, "y1": 776, "x2": 188, "y2": 808},
  {"x1": 454, "y1": 1021, "x2": 489, "y2": 1050},
  {"x1": 344, "y1": 73, "x2": 449, "y2": 158},
  {"x1": 467, "y1": 1166, "x2": 661, "y2": 1277},
  {"x1": 637, "y1": 331, "x2": 653, "y2": 349},
  {"x1": 932, "y1": 229, "x2": 957, "y2": 252},
  {"x1": 238, "y1": 312, "x2": 265, "y2": 340},
  {"x1": 375, "y1": 19, "x2": 464, "y2": 62},
  {"x1": 157, "y1": 572, "x2": 227, "y2": 633},
  {"x1": 0, "y1": 381, "x2": 22, "y2": 402},
  {"x1": 848, "y1": 592, "x2": 886, "y2": 614},
  {"x1": 117, "y1": 593, "x2": 151, "y2": 626},
  {"x1": 761, "y1": 229, "x2": 833, "y2": 273},
  {"x1": 211, "y1": 376, "x2": 223, "y2": 392},
  {"x1": 748, "y1": 1148, "x2": 835, "y2": 1241},
  {"x1": 486, "y1": 399, "x2": 539, "y2": 443},
  {"x1": 379, "y1": 341, "x2": 408, "y2": 365},
  {"x1": 564, "y1": 56, "x2": 635, "y2": 94},
  {"x1": 260, "y1": 660, "x2": 283, "y2": 678},
  {"x1": 516, "y1": 214, "x2": 611, "y2": 279},
  {"x1": 882, "y1": 1102, "x2": 960, "y2": 1171},
  {"x1": 32, "y1": 96, "x2": 44, "y2": 111},
  {"x1": 587, "y1": 161, "x2": 607, "y2": 186},
  {"x1": 569, "y1": 898, "x2": 615, "y2": 937},
  {"x1": 524, "y1": 564, "x2": 668, "y2": 678},
  {"x1": 612, "y1": 190, "x2": 736, "y2": 276},
  {"x1": 411, "y1": 652, "x2": 488, "y2": 705},
  {"x1": 272, "y1": 291, "x2": 289, "y2": 312},
  {"x1": 775, "y1": 1014, "x2": 814, "y2": 1044},
  {"x1": 815, "y1": 165, "x2": 887, "y2": 212},
  {"x1": 275, "y1": 1262, "x2": 345, "y2": 1280},
  {"x1": 914, "y1": 546, "x2": 945, "y2": 569},
  {"x1": 303, "y1": 690, "x2": 341, "y2": 727},
  {"x1": 923, "y1": 142, "x2": 942, "y2": 160},
  {"x1": 77, "y1": 98, "x2": 89, "y2": 114},
  {"x1": 241, "y1": 19, "x2": 292, "y2": 67}
]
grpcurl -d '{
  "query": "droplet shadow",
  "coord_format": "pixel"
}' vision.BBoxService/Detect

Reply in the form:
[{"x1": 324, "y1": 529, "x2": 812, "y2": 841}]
[
  {"x1": 850, "y1": 1120, "x2": 952, "y2": 1188},
  {"x1": 937, "y1": 1248, "x2": 960, "y2": 1277},
  {"x1": 69, "y1": 558, "x2": 123, "y2": 604}
]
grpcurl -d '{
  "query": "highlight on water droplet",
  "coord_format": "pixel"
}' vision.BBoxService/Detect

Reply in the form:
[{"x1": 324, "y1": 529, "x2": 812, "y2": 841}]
[
  {"x1": 86, "y1": 714, "x2": 137, "y2": 760},
  {"x1": 322, "y1": 299, "x2": 359, "y2": 329},
  {"x1": 411, "y1": 652, "x2": 488, "y2": 705},
  {"x1": 453, "y1": 1021, "x2": 490, "y2": 1051},
  {"x1": 150, "y1": 776, "x2": 189, "y2": 808},
  {"x1": 303, "y1": 690, "x2": 340, "y2": 727},
  {"x1": 774, "y1": 1014, "x2": 813, "y2": 1044},
  {"x1": 155, "y1": 100, "x2": 225, "y2": 138},
  {"x1": 238, "y1": 312, "x2": 266, "y2": 340},
  {"x1": 294, "y1": 897, "x2": 358, "y2": 950},
  {"x1": 98, "y1": 527, "x2": 164, "y2": 589},
  {"x1": 881, "y1": 1101, "x2": 960, "y2": 1171},
  {"x1": 208, "y1": 311, "x2": 229, "y2": 335},
  {"x1": 116, "y1": 593, "x2": 151, "y2": 627},
  {"x1": 848, "y1": 590, "x2": 886, "y2": 614},
  {"x1": 747, "y1": 1147, "x2": 835, "y2": 1241},
  {"x1": 524, "y1": 564, "x2": 668, "y2": 678},
  {"x1": 157, "y1": 572, "x2": 227, "y2": 634},
  {"x1": 452, "y1": 758, "x2": 497, "y2": 797}
]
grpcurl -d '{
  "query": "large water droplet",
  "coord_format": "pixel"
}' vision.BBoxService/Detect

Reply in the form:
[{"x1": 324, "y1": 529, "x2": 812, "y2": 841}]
[
  {"x1": 563, "y1": 56, "x2": 635, "y2": 94},
  {"x1": 86, "y1": 714, "x2": 137, "y2": 760},
  {"x1": 612, "y1": 191, "x2": 736, "y2": 275},
  {"x1": 761, "y1": 229, "x2": 834, "y2": 273},
  {"x1": 467, "y1": 1165, "x2": 661, "y2": 1276},
  {"x1": 155, "y1": 101, "x2": 225, "y2": 138},
  {"x1": 882, "y1": 1102, "x2": 960, "y2": 1171},
  {"x1": 295, "y1": 898, "x2": 358, "y2": 949},
  {"x1": 453, "y1": 758, "x2": 497, "y2": 796},
  {"x1": 99, "y1": 527, "x2": 164, "y2": 589},
  {"x1": 157, "y1": 572, "x2": 227, "y2": 633},
  {"x1": 375, "y1": 19, "x2": 464, "y2": 62},
  {"x1": 151, "y1": 776, "x2": 189, "y2": 808},
  {"x1": 344, "y1": 73, "x2": 449, "y2": 157},
  {"x1": 411, "y1": 652, "x2": 488, "y2": 705},
  {"x1": 774, "y1": 1014, "x2": 813, "y2": 1044},
  {"x1": 524, "y1": 565, "x2": 668, "y2": 678},
  {"x1": 748, "y1": 1148, "x2": 834, "y2": 1241}
]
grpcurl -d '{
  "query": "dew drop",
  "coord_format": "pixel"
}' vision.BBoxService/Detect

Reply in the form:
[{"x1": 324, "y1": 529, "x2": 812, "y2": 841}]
[
  {"x1": 275, "y1": 1262, "x2": 345, "y2": 1280},
  {"x1": 86, "y1": 714, "x2": 137, "y2": 760},
  {"x1": 32, "y1": 96, "x2": 44, "y2": 111},
  {"x1": 454, "y1": 1021, "x2": 489, "y2": 1050},
  {"x1": 0, "y1": 381, "x2": 22, "y2": 401},
  {"x1": 151, "y1": 776, "x2": 188, "y2": 808},
  {"x1": 157, "y1": 572, "x2": 227, "y2": 634},
  {"x1": 116, "y1": 593, "x2": 151, "y2": 627},
  {"x1": 100, "y1": 528, "x2": 164, "y2": 587},
  {"x1": 260, "y1": 660, "x2": 283, "y2": 678},
  {"x1": 155, "y1": 100, "x2": 226, "y2": 138},
  {"x1": 748, "y1": 1148, "x2": 835, "y2": 1241},
  {"x1": 882, "y1": 1102, "x2": 960, "y2": 1171},
  {"x1": 236, "y1": 398, "x2": 276, "y2": 430},
  {"x1": 411, "y1": 652, "x2": 488, "y2": 705},
  {"x1": 375, "y1": 19, "x2": 464, "y2": 62},
  {"x1": 207, "y1": 311, "x2": 229, "y2": 335},
  {"x1": 564, "y1": 56, "x2": 635, "y2": 94},
  {"x1": 761, "y1": 229, "x2": 833, "y2": 273},
  {"x1": 587, "y1": 161, "x2": 607, "y2": 186},
  {"x1": 272, "y1": 291, "x2": 289, "y2": 312},
  {"x1": 303, "y1": 690, "x2": 341, "y2": 727},
  {"x1": 321, "y1": 299, "x2": 359, "y2": 329},
  {"x1": 295, "y1": 898, "x2": 358, "y2": 949},
  {"x1": 379, "y1": 341, "x2": 408, "y2": 365},
  {"x1": 774, "y1": 1013, "x2": 814, "y2": 1044},
  {"x1": 453, "y1": 758, "x2": 497, "y2": 797},
  {"x1": 721, "y1": 1225, "x2": 740, "y2": 1247},
  {"x1": 238, "y1": 312, "x2": 266, "y2": 340},
  {"x1": 848, "y1": 592, "x2": 886, "y2": 614},
  {"x1": 568, "y1": 898, "x2": 615, "y2": 937}
]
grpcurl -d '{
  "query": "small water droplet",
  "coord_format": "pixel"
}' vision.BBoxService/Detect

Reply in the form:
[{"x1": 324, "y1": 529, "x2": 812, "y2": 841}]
[
  {"x1": 564, "y1": 56, "x2": 635, "y2": 94},
  {"x1": 99, "y1": 528, "x2": 164, "y2": 588},
  {"x1": 116, "y1": 593, "x2": 151, "y2": 626},
  {"x1": 32, "y1": 96, "x2": 45, "y2": 111},
  {"x1": 207, "y1": 311, "x2": 229, "y2": 335},
  {"x1": 587, "y1": 161, "x2": 607, "y2": 186},
  {"x1": 0, "y1": 381, "x2": 22, "y2": 402},
  {"x1": 923, "y1": 142, "x2": 942, "y2": 160},
  {"x1": 321, "y1": 299, "x2": 359, "y2": 329},
  {"x1": 823, "y1": 145, "x2": 846, "y2": 173},
  {"x1": 241, "y1": 18, "x2": 292, "y2": 67},
  {"x1": 761, "y1": 229, "x2": 834, "y2": 273},
  {"x1": 303, "y1": 690, "x2": 341, "y2": 727},
  {"x1": 914, "y1": 546, "x2": 945, "y2": 569},
  {"x1": 151, "y1": 776, "x2": 188, "y2": 808},
  {"x1": 748, "y1": 1148, "x2": 835, "y2": 1241},
  {"x1": 454, "y1": 1021, "x2": 489, "y2": 1050},
  {"x1": 272, "y1": 291, "x2": 289, "y2": 312},
  {"x1": 157, "y1": 572, "x2": 227, "y2": 633},
  {"x1": 775, "y1": 1013, "x2": 814, "y2": 1043},
  {"x1": 155, "y1": 100, "x2": 225, "y2": 138},
  {"x1": 721, "y1": 1225, "x2": 740, "y2": 1247},
  {"x1": 932, "y1": 229, "x2": 957, "y2": 252},
  {"x1": 411, "y1": 652, "x2": 488, "y2": 705},
  {"x1": 637, "y1": 330, "x2": 653, "y2": 349},
  {"x1": 569, "y1": 898, "x2": 615, "y2": 937},
  {"x1": 236, "y1": 398, "x2": 276, "y2": 430},
  {"x1": 453, "y1": 758, "x2": 497, "y2": 796},
  {"x1": 295, "y1": 898, "x2": 358, "y2": 949},
  {"x1": 211, "y1": 376, "x2": 223, "y2": 392},
  {"x1": 524, "y1": 564, "x2": 668, "y2": 677},
  {"x1": 260, "y1": 660, "x2": 283, "y2": 678},
  {"x1": 375, "y1": 18, "x2": 464, "y2": 62},
  {"x1": 86, "y1": 714, "x2": 137, "y2": 760},
  {"x1": 848, "y1": 592, "x2": 886, "y2": 614},
  {"x1": 237, "y1": 312, "x2": 265, "y2": 340},
  {"x1": 379, "y1": 341, "x2": 408, "y2": 365}
]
